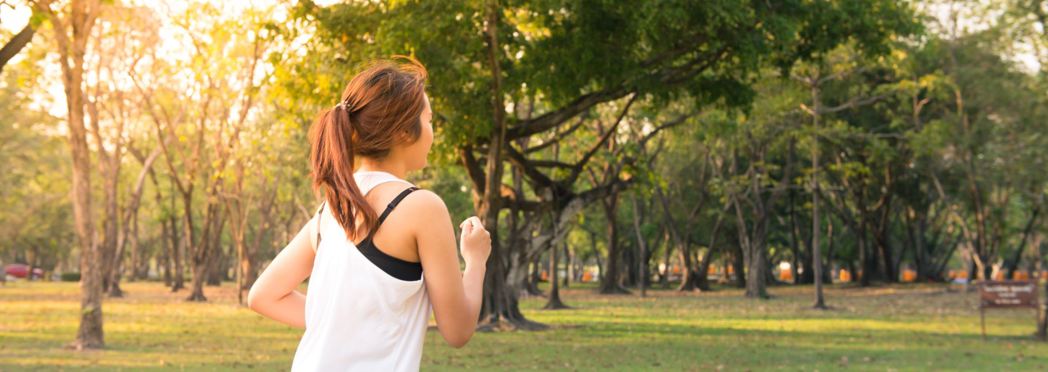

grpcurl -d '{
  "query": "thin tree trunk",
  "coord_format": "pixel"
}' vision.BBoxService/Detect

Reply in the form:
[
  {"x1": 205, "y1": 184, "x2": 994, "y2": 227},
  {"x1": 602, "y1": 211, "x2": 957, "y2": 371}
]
[
  {"x1": 184, "y1": 189, "x2": 207, "y2": 301},
  {"x1": 168, "y1": 176, "x2": 185, "y2": 291},
  {"x1": 810, "y1": 82, "x2": 826, "y2": 309},
  {"x1": 543, "y1": 241, "x2": 569, "y2": 309},
  {"x1": 731, "y1": 244, "x2": 746, "y2": 288},
  {"x1": 43, "y1": 0, "x2": 106, "y2": 350},
  {"x1": 562, "y1": 243, "x2": 572, "y2": 288},
  {"x1": 599, "y1": 193, "x2": 629, "y2": 294},
  {"x1": 1005, "y1": 205, "x2": 1041, "y2": 279},
  {"x1": 631, "y1": 195, "x2": 648, "y2": 297}
]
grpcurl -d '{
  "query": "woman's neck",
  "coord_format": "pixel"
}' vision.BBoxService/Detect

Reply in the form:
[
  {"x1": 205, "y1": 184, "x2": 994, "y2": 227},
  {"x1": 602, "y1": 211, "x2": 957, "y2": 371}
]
[{"x1": 355, "y1": 158, "x2": 409, "y2": 180}]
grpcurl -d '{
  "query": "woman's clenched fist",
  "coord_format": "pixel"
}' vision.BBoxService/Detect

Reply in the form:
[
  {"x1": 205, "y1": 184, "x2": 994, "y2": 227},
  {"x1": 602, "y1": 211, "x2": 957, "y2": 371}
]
[{"x1": 458, "y1": 216, "x2": 491, "y2": 266}]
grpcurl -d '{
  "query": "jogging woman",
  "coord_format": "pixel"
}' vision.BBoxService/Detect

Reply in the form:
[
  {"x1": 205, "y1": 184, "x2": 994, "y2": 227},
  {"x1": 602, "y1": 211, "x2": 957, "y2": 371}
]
[{"x1": 247, "y1": 56, "x2": 491, "y2": 371}]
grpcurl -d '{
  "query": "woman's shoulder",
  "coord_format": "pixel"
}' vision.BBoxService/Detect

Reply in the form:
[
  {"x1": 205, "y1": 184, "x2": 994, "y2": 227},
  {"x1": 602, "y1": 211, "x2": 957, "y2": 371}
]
[{"x1": 398, "y1": 188, "x2": 450, "y2": 219}]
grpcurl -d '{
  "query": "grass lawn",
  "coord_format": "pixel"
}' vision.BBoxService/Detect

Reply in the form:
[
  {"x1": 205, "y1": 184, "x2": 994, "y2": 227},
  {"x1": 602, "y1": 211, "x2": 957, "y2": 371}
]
[{"x1": 1, "y1": 279, "x2": 1045, "y2": 371}]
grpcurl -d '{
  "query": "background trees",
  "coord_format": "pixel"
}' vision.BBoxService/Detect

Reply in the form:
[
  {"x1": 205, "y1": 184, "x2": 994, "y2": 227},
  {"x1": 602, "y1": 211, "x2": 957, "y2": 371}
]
[{"x1": 2, "y1": 0, "x2": 1048, "y2": 348}]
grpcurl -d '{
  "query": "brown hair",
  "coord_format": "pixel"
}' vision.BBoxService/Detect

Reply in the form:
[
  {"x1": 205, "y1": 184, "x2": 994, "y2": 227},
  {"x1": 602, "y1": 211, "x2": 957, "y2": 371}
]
[{"x1": 308, "y1": 55, "x2": 429, "y2": 240}]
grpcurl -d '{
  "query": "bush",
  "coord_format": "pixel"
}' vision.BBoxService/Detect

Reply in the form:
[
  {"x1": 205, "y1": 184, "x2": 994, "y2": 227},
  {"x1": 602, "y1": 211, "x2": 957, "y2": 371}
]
[{"x1": 60, "y1": 272, "x2": 81, "y2": 282}]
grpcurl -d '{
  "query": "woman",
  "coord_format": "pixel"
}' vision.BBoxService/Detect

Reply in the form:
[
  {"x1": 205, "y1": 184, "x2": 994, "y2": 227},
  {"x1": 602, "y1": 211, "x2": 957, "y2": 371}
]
[{"x1": 247, "y1": 56, "x2": 491, "y2": 371}]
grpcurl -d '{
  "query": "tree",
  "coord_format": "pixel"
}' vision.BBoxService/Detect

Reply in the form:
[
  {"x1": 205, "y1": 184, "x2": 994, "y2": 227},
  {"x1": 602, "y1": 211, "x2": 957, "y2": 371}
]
[
  {"x1": 715, "y1": 87, "x2": 801, "y2": 299},
  {"x1": 33, "y1": 0, "x2": 105, "y2": 350},
  {"x1": 77, "y1": 3, "x2": 164, "y2": 298},
  {"x1": 131, "y1": 3, "x2": 274, "y2": 301},
  {"x1": 292, "y1": 0, "x2": 924, "y2": 325}
]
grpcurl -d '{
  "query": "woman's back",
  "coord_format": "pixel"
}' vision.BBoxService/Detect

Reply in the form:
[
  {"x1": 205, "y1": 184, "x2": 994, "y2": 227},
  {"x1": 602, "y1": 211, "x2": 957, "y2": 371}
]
[{"x1": 291, "y1": 171, "x2": 430, "y2": 372}]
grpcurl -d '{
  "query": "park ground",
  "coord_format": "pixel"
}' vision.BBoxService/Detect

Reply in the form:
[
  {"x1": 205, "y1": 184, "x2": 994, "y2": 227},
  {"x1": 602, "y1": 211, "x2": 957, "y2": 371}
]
[{"x1": 1, "y1": 280, "x2": 1046, "y2": 371}]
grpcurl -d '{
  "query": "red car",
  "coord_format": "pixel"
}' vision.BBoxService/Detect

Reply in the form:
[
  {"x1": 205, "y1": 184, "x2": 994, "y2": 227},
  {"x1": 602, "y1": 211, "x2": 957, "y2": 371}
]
[{"x1": 5, "y1": 264, "x2": 44, "y2": 279}]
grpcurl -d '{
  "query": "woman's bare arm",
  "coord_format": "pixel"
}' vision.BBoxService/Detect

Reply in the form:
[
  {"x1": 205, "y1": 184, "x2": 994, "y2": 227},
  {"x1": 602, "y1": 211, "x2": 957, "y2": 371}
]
[
  {"x1": 247, "y1": 213, "x2": 317, "y2": 328},
  {"x1": 409, "y1": 190, "x2": 490, "y2": 348}
]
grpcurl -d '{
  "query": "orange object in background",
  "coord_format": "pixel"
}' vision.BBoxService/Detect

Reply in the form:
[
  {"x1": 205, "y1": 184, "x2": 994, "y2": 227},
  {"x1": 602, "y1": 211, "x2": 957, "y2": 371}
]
[
  {"x1": 1041, "y1": 271, "x2": 1048, "y2": 280},
  {"x1": 779, "y1": 269, "x2": 793, "y2": 281},
  {"x1": 1014, "y1": 271, "x2": 1030, "y2": 281},
  {"x1": 838, "y1": 269, "x2": 851, "y2": 282},
  {"x1": 727, "y1": 265, "x2": 734, "y2": 275},
  {"x1": 581, "y1": 271, "x2": 593, "y2": 282},
  {"x1": 708, "y1": 265, "x2": 717, "y2": 275},
  {"x1": 901, "y1": 269, "x2": 917, "y2": 282},
  {"x1": 671, "y1": 265, "x2": 682, "y2": 274},
  {"x1": 949, "y1": 270, "x2": 969, "y2": 280},
  {"x1": 993, "y1": 271, "x2": 1004, "y2": 280},
  {"x1": 540, "y1": 271, "x2": 548, "y2": 281}
]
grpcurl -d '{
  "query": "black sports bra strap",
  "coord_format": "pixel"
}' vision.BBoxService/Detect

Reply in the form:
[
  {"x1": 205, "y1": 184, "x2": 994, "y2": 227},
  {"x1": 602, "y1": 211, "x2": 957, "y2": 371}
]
[
  {"x1": 365, "y1": 186, "x2": 420, "y2": 240},
  {"x1": 315, "y1": 201, "x2": 326, "y2": 248}
]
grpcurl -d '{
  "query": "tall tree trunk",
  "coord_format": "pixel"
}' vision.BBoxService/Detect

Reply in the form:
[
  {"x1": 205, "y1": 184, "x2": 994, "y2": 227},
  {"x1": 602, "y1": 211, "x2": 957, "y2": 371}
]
[
  {"x1": 1005, "y1": 205, "x2": 1041, "y2": 279},
  {"x1": 99, "y1": 156, "x2": 120, "y2": 296},
  {"x1": 731, "y1": 244, "x2": 746, "y2": 288},
  {"x1": 630, "y1": 195, "x2": 648, "y2": 297},
  {"x1": 160, "y1": 229, "x2": 172, "y2": 287},
  {"x1": 873, "y1": 192, "x2": 897, "y2": 283},
  {"x1": 810, "y1": 84, "x2": 826, "y2": 308},
  {"x1": 162, "y1": 174, "x2": 185, "y2": 291},
  {"x1": 121, "y1": 145, "x2": 163, "y2": 286},
  {"x1": 599, "y1": 193, "x2": 629, "y2": 294},
  {"x1": 543, "y1": 241, "x2": 569, "y2": 309},
  {"x1": 471, "y1": 0, "x2": 544, "y2": 330},
  {"x1": 623, "y1": 237, "x2": 637, "y2": 288},
  {"x1": 127, "y1": 212, "x2": 143, "y2": 282},
  {"x1": 745, "y1": 222, "x2": 770, "y2": 298},
  {"x1": 859, "y1": 194, "x2": 875, "y2": 286},
  {"x1": 526, "y1": 254, "x2": 543, "y2": 296},
  {"x1": 1038, "y1": 279, "x2": 1047, "y2": 340},
  {"x1": 731, "y1": 191, "x2": 769, "y2": 299},
  {"x1": 694, "y1": 212, "x2": 726, "y2": 291},
  {"x1": 824, "y1": 216, "x2": 835, "y2": 284},
  {"x1": 562, "y1": 243, "x2": 572, "y2": 288},
  {"x1": 206, "y1": 204, "x2": 228, "y2": 287},
  {"x1": 184, "y1": 189, "x2": 206, "y2": 301},
  {"x1": 786, "y1": 153, "x2": 811, "y2": 285},
  {"x1": 42, "y1": 0, "x2": 106, "y2": 350}
]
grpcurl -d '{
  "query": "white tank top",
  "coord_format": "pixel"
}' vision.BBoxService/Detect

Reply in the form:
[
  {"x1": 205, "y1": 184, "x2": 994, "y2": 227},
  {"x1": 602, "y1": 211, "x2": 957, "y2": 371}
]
[{"x1": 291, "y1": 171, "x2": 431, "y2": 372}]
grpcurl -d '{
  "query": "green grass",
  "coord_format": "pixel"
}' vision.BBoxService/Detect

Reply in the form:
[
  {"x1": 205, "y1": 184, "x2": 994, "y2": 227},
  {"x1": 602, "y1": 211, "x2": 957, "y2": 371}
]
[{"x1": 1, "y1": 280, "x2": 1045, "y2": 371}]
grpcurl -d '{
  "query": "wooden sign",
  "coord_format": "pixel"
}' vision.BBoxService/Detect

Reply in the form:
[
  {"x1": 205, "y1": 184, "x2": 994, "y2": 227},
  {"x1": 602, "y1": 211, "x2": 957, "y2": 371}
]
[
  {"x1": 979, "y1": 281, "x2": 1038, "y2": 308},
  {"x1": 977, "y1": 280, "x2": 1040, "y2": 339}
]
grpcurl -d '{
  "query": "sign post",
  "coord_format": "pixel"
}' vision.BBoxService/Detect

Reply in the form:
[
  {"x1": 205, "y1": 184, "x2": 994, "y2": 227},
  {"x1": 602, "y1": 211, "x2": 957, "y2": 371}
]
[
  {"x1": 977, "y1": 280, "x2": 1039, "y2": 340},
  {"x1": 1039, "y1": 279, "x2": 1047, "y2": 341}
]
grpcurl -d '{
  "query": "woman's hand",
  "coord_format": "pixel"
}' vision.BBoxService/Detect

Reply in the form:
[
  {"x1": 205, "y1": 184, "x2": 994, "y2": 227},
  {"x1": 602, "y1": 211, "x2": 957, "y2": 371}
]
[{"x1": 458, "y1": 216, "x2": 491, "y2": 267}]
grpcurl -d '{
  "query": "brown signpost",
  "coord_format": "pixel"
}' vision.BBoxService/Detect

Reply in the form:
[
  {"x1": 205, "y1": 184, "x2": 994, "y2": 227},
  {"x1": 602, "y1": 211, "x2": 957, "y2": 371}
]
[
  {"x1": 1040, "y1": 279, "x2": 1048, "y2": 341},
  {"x1": 977, "y1": 280, "x2": 1039, "y2": 339}
]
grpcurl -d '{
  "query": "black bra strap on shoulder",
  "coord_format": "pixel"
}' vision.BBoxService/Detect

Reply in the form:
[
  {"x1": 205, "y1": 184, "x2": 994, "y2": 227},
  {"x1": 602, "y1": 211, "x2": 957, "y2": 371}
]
[
  {"x1": 365, "y1": 186, "x2": 420, "y2": 240},
  {"x1": 315, "y1": 201, "x2": 326, "y2": 247},
  {"x1": 377, "y1": 186, "x2": 420, "y2": 224}
]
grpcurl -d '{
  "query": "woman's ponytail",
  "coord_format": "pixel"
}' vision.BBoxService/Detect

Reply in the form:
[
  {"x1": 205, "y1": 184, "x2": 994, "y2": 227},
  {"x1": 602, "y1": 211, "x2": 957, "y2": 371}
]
[
  {"x1": 309, "y1": 103, "x2": 377, "y2": 241},
  {"x1": 307, "y1": 56, "x2": 428, "y2": 242}
]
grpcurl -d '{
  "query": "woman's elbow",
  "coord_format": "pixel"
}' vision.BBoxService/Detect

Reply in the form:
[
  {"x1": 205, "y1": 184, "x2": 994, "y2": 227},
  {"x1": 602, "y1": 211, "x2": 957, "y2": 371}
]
[
  {"x1": 445, "y1": 337, "x2": 468, "y2": 349},
  {"x1": 444, "y1": 329, "x2": 475, "y2": 348},
  {"x1": 246, "y1": 284, "x2": 264, "y2": 311}
]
